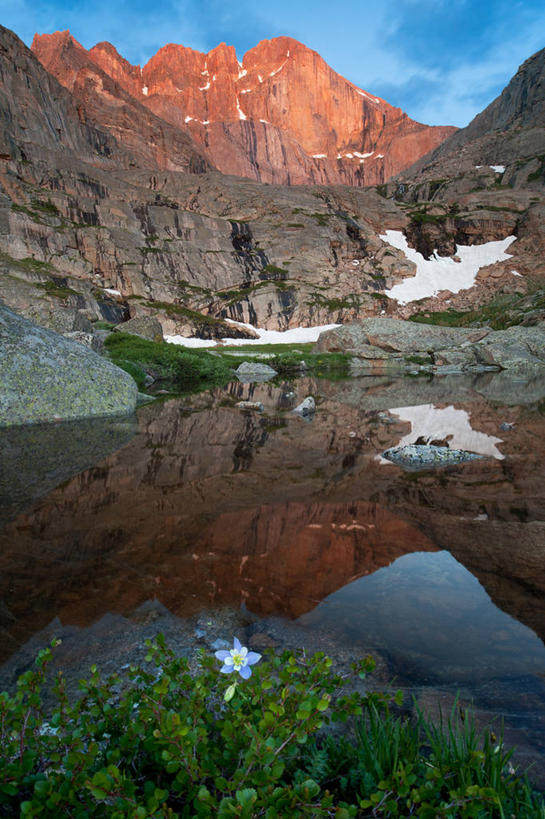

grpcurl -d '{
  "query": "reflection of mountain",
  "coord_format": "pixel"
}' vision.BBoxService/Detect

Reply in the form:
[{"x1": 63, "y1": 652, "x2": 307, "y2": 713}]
[{"x1": 1, "y1": 377, "x2": 544, "y2": 663}]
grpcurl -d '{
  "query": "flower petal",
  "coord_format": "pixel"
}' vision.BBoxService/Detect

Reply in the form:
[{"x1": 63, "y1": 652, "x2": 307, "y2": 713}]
[
  {"x1": 238, "y1": 664, "x2": 252, "y2": 679},
  {"x1": 240, "y1": 646, "x2": 248, "y2": 658},
  {"x1": 215, "y1": 650, "x2": 231, "y2": 661},
  {"x1": 220, "y1": 664, "x2": 234, "y2": 674},
  {"x1": 246, "y1": 652, "x2": 262, "y2": 665},
  {"x1": 233, "y1": 637, "x2": 242, "y2": 652},
  {"x1": 224, "y1": 655, "x2": 234, "y2": 666}
]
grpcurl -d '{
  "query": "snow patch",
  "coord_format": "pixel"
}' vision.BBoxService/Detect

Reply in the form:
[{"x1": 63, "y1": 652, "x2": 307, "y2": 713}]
[
  {"x1": 511, "y1": 269, "x2": 521, "y2": 277},
  {"x1": 104, "y1": 288, "x2": 121, "y2": 296},
  {"x1": 344, "y1": 152, "x2": 354, "y2": 159},
  {"x1": 142, "y1": 86, "x2": 148, "y2": 96},
  {"x1": 376, "y1": 154, "x2": 384, "y2": 158},
  {"x1": 199, "y1": 82, "x2": 210, "y2": 91},
  {"x1": 490, "y1": 165, "x2": 505, "y2": 173},
  {"x1": 238, "y1": 68, "x2": 248, "y2": 79},
  {"x1": 312, "y1": 153, "x2": 327, "y2": 159},
  {"x1": 201, "y1": 69, "x2": 209, "y2": 76},
  {"x1": 353, "y1": 151, "x2": 374, "y2": 159},
  {"x1": 240, "y1": 88, "x2": 252, "y2": 94},
  {"x1": 236, "y1": 100, "x2": 247, "y2": 121},
  {"x1": 380, "y1": 230, "x2": 516, "y2": 304},
  {"x1": 387, "y1": 404, "x2": 504, "y2": 460},
  {"x1": 184, "y1": 115, "x2": 193, "y2": 123},
  {"x1": 165, "y1": 321, "x2": 340, "y2": 349},
  {"x1": 258, "y1": 74, "x2": 263, "y2": 82},
  {"x1": 269, "y1": 61, "x2": 287, "y2": 77}
]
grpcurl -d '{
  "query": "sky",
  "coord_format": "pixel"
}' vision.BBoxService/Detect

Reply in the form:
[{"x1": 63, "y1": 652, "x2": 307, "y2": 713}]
[{"x1": 1, "y1": 0, "x2": 544, "y2": 127}]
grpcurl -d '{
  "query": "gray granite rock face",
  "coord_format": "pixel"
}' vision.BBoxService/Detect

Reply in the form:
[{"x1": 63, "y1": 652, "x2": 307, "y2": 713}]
[{"x1": 0, "y1": 303, "x2": 138, "y2": 427}]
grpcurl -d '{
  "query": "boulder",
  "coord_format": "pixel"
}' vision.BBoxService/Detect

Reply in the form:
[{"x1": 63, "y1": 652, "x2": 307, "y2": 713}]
[
  {"x1": 234, "y1": 362, "x2": 277, "y2": 382},
  {"x1": 114, "y1": 315, "x2": 164, "y2": 342},
  {"x1": 0, "y1": 303, "x2": 138, "y2": 426},
  {"x1": 383, "y1": 445, "x2": 484, "y2": 470},
  {"x1": 293, "y1": 396, "x2": 316, "y2": 416}
]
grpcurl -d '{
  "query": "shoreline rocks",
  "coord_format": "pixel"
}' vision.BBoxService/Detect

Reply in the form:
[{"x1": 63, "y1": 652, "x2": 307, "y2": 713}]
[
  {"x1": 0, "y1": 303, "x2": 138, "y2": 427},
  {"x1": 315, "y1": 318, "x2": 545, "y2": 375}
]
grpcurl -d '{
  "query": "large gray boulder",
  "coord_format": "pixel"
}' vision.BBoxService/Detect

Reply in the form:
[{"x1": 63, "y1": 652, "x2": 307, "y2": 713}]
[
  {"x1": 315, "y1": 318, "x2": 545, "y2": 375},
  {"x1": 234, "y1": 361, "x2": 278, "y2": 382},
  {"x1": 0, "y1": 303, "x2": 138, "y2": 426},
  {"x1": 114, "y1": 315, "x2": 164, "y2": 342}
]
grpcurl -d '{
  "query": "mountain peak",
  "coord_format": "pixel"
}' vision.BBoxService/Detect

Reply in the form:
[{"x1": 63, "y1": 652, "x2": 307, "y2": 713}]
[{"x1": 32, "y1": 30, "x2": 456, "y2": 186}]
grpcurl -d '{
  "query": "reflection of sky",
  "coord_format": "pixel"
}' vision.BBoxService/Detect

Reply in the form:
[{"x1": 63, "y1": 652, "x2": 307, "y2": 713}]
[
  {"x1": 388, "y1": 403, "x2": 505, "y2": 459},
  {"x1": 298, "y1": 551, "x2": 545, "y2": 684}
]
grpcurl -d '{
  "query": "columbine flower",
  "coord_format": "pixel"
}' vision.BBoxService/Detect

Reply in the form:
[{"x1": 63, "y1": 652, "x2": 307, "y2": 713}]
[{"x1": 215, "y1": 637, "x2": 261, "y2": 679}]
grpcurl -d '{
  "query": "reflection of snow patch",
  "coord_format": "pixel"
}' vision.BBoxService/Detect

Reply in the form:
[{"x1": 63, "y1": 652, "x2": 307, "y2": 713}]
[
  {"x1": 199, "y1": 82, "x2": 210, "y2": 91},
  {"x1": 184, "y1": 115, "x2": 193, "y2": 123},
  {"x1": 490, "y1": 165, "x2": 505, "y2": 173},
  {"x1": 380, "y1": 230, "x2": 516, "y2": 304},
  {"x1": 511, "y1": 269, "x2": 521, "y2": 277},
  {"x1": 388, "y1": 404, "x2": 504, "y2": 459},
  {"x1": 312, "y1": 153, "x2": 327, "y2": 158},
  {"x1": 165, "y1": 321, "x2": 340, "y2": 348}
]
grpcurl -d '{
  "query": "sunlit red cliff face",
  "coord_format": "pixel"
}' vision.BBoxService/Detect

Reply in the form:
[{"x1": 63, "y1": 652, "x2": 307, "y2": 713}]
[{"x1": 32, "y1": 31, "x2": 456, "y2": 186}]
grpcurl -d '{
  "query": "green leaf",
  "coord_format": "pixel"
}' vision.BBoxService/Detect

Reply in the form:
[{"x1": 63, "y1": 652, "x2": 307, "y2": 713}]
[{"x1": 224, "y1": 683, "x2": 237, "y2": 702}]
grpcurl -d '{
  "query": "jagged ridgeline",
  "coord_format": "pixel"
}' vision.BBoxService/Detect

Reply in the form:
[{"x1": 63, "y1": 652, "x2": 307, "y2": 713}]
[{"x1": 0, "y1": 24, "x2": 543, "y2": 336}]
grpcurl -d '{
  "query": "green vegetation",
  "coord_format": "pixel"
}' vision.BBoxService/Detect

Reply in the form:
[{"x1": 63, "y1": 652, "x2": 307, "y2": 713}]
[
  {"x1": 30, "y1": 198, "x2": 59, "y2": 216},
  {"x1": 142, "y1": 301, "x2": 226, "y2": 328},
  {"x1": 404, "y1": 354, "x2": 433, "y2": 366},
  {"x1": 37, "y1": 279, "x2": 78, "y2": 300},
  {"x1": 311, "y1": 212, "x2": 330, "y2": 226},
  {"x1": 105, "y1": 334, "x2": 232, "y2": 391},
  {"x1": 409, "y1": 209, "x2": 448, "y2": 225},
  {"x1": 409, "y1": 285, "x2": 545, "y2": 330},
  {"x1": 307, "y1": 293, "x2": 362, "y2": 312},
  {"x1": 1, "y1": 638, "x2": 542, "y2": 818},
  {"x1": 261, "y1": 264, "x2": 289, "y2": 279}
]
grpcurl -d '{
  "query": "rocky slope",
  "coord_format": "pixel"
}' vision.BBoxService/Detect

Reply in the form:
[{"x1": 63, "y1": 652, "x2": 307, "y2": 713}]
[
  {"x1": 0, "y1": 24, "x2": 542, "y2": 335},
  {"x1": 32, "y1": 31, "x2": 455, "y2": 187}
]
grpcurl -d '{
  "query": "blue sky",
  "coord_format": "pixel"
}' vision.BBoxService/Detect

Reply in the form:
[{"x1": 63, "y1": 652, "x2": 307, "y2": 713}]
[{"x1": 1, "y1": 0, "x2": 544, "y2": 127}]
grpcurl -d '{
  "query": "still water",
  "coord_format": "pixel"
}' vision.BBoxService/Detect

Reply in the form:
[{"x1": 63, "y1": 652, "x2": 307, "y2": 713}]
[{"x1": 1, "y1": 373, "x2": 545, "y2": 770}]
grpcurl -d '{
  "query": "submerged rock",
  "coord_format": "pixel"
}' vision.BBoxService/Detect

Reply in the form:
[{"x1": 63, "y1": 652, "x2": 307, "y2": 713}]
[
  {"x1": 0, "y1": 303, "x2": 138, "y2": 426},
  {"x1": 382, "y1": 444, "x2": 484, "y2": 469},
  {"x1": 234, "y1": 362, "x2": 277, "y2": 382}
]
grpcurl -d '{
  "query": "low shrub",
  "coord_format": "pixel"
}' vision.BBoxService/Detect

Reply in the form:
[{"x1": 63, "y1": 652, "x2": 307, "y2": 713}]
[
  {"x1": 104, "y1": 334, "x2": 231, "y2": 391},
  {"x1": 1, "y1": 638, "x2": 541, "y2": 818}
]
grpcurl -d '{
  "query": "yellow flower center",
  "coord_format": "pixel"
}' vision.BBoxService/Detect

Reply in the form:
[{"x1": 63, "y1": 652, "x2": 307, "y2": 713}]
[{"x1": 231, "y1": 651, "x2": 244, "y2": 669}]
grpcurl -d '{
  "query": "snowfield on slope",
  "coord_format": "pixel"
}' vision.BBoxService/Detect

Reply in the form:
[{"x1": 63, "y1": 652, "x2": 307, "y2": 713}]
[
  {"x1": 380, "y1": 230, "x2": 516, "y2": 304},
  {"x1": 165, "y1": 321, "x2": 340, "y2": 348}
]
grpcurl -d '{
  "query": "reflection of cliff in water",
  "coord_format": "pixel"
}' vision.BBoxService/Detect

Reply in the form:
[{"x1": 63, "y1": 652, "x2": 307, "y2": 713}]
[{"x1": 1, "y1": 374, "x2": 544, "y2": 664}]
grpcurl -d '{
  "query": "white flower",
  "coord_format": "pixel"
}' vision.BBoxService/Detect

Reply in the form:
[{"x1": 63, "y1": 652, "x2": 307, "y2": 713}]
[{"x1": 215, "y1": 637, "x2": 261, "y2": 679}]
